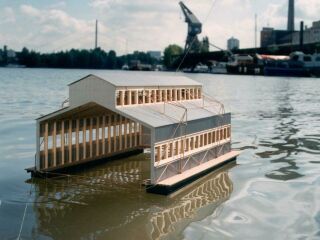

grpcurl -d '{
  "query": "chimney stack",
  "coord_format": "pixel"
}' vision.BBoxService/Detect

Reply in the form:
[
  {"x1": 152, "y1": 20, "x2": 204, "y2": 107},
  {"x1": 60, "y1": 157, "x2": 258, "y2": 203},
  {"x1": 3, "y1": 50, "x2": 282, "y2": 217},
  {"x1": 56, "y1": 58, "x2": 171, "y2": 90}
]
[{"x1": 287, "y1": 0, "x2": 295, "y2": 31}]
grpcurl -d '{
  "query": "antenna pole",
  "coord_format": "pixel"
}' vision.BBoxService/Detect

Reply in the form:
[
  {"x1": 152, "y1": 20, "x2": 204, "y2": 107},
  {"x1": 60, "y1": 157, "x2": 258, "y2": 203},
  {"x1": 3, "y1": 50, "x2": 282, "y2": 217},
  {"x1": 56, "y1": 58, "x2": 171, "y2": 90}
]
[
  {"x1": 95, "y1": 20, "x2": 98, "y2": 49},
  {"x1": 255, "y1": 14, "x2": 257, "y2": 49}
]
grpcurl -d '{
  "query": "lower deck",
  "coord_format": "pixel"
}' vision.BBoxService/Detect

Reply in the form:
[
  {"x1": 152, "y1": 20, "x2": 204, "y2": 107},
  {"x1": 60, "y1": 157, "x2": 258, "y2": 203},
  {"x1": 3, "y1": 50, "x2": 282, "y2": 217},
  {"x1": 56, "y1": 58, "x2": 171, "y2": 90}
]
[{"x1": 147, "y1": 150, "x2": 240, "y2": 195}]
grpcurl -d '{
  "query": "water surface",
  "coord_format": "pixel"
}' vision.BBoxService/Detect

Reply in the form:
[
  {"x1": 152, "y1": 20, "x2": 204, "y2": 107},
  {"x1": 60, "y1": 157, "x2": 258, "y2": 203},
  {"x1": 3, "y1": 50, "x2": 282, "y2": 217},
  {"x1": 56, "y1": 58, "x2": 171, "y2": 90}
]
[{"x1": 0, "y1": 68, "x2": 319, "y2": 239}]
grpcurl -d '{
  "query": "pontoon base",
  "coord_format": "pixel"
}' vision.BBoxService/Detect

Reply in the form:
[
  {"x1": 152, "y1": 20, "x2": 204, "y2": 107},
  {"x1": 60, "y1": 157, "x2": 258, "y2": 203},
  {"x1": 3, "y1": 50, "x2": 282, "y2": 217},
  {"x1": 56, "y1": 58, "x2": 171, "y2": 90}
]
[{"x1": 146, "y1": 150, "x2": 240, "y2": 195}]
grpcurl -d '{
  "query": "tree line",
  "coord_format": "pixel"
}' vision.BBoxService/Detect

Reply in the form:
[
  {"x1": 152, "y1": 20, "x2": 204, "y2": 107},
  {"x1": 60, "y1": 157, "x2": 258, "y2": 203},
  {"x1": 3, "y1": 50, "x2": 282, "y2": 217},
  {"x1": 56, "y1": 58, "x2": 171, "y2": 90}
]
[
  {"x1": 0, "y1": 36, "x2": 209, "y2": 69},
  {"x1": 0, "y1": 47, "x2": 160, "y2": 69}
]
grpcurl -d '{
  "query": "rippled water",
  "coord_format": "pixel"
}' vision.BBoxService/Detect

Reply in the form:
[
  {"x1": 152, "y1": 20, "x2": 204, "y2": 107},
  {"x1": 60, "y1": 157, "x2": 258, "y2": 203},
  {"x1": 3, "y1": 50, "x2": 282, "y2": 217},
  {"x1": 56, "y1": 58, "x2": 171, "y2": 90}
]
[{"x1": 0, "y1": 68, "x2": 319, "y2": 240}]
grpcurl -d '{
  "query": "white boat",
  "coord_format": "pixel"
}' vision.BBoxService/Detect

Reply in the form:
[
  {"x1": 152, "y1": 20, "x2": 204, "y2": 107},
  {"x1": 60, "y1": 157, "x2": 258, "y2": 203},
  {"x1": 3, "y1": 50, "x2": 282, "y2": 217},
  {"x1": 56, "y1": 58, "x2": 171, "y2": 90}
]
[{"x1": 210, "y1": 62, "x2": 227, "y2": 74}]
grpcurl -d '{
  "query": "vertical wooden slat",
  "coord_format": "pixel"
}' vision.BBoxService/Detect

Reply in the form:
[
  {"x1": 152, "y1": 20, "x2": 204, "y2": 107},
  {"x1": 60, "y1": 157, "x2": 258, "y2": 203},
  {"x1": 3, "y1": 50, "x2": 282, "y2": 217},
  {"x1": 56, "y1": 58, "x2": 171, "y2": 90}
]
[
  {"x1": 113, "y1": 115, "x2": 117, "y2": 152},
  {"x1": 175, "y1": 141, "x2": 179, "y2": 156},
  {"x1": 128, "y1": 91, "x2": 132, "y2": 105},
  {"x1": 193, "y1": 136, "x2": 196, "y2": 149},
  {"x1": 186, "y1": 138, "x2": 189, "y2": 152},
  {"x1": 119, "y1": 116, "x2": 123, "y2": 151},
  {"x1": 108, "y1": 115, "x2": 111, "y2": 153},
  {"x1": 168, "y1": 142, "x2": 173, "y2": 157},
  {"x1": 134, "y1": 122, "x2": 138, "y2": 147},
  {"x1": 135, "y1": 90, "x2": 138, "y2": 104},
  {"x1": 89, "y1": 117, "x2": 93, "y2": 158},
  {"x1": 164, "y1": 144, "x2": 168, "y2": 159},
  {"x1": 139, "y1": 124, "x2": 143, "y2": 146},
  {"x1": 148, "y1": 90, "x2": 152, "y2": 103},
  {"x1": 76, "y1": 119, "x2": 79, "y2": 161},
  {"x1": 124, "y1": 118, "x2": 128, "y2": 149},
  {"x1": 52, "y1": 121, "x2": 57, "y2": 167},
  {"x1": 96, "y1": 116, "x2": 100, "y2": 156},
  {"x1": 68, "y1": 120, "x2": 72, "y2": 163},
  {"x1": 61, "y1": 121, "x2": 65, "y2": 165},
  {"x1": 102, "y1": 115, "x2": 106, "y2": 155},
  {"x1": 156, "y1": 146, "x2": 161, "y2": 162},
  {"x1": 83, "y1": 118, "x2": 86, "y2": 159},
  {"x1": 153, "y1": 90, "x2": 156, "y2": 103},
  {"x1": 194, "y1": 88, "x2": 197, "y2": 99},
  {"x1": 158, "y1": 89, "x2": 162, "y2": 102},
  {"x1": 120, "y1": 91, "x2": 124, "y2": 106},
  {"x1": 44, "y1": 122, "x2": 49, "y2": 169},
  {"x1": 129, "y1": 120, "x2": 133, "y2": 148}
]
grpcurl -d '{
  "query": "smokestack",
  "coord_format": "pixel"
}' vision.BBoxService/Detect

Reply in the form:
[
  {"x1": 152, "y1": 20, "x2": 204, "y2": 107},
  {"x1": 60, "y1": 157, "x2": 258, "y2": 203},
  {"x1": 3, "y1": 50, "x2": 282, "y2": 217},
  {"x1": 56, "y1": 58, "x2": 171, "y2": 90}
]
[
  {"x1": 300, "y1": 21, "x2": 304, "y2": 51},
  {"x1": 95, "y1": 20, "x2": 98, "y2": 49},
  {"x1": 287, "y1": 0, "x2": 295, "y2": 31}
]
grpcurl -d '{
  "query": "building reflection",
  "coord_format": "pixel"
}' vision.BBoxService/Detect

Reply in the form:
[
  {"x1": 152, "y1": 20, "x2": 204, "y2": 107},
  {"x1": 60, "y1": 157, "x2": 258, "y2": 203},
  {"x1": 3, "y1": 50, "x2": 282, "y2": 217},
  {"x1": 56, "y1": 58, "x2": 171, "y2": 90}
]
[
  {"x1": 148, "y1": 165, "x2": 234, "y2": 240},
  {"x1": 27, "y1": 156, "x2": 235, "y2": 240}
]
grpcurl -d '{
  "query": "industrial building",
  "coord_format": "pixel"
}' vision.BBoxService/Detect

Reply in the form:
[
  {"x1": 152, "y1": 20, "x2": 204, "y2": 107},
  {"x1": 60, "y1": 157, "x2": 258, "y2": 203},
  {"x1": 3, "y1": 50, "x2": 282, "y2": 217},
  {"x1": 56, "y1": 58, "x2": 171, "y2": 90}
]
[
  {"x1": 292, "y1": 21, "x2": 320, "y2": 45},
  {"x1": 27, "y1": 73, "x2": 239, "y2": 195},
  {"x1": 260, "y1": 0, "x2": 296, "y2": 48},
  {"x1": 227, "y1": 37, "x2": 240, "y2": 51}
]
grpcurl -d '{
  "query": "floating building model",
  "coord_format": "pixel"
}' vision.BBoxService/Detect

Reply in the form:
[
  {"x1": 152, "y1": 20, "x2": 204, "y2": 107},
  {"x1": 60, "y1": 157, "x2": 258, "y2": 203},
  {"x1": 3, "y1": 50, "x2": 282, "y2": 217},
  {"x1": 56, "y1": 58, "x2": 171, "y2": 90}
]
[{"x1": 27, "y1": 73, "x2": 240, "y2": 195}]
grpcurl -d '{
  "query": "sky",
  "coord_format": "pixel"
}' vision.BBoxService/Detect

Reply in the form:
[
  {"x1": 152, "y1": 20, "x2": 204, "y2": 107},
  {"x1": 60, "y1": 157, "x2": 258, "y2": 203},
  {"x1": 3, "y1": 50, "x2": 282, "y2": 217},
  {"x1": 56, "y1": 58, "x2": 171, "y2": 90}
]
[{"x1": 0, "y1": 0, "x2": 319, "y2": 55}]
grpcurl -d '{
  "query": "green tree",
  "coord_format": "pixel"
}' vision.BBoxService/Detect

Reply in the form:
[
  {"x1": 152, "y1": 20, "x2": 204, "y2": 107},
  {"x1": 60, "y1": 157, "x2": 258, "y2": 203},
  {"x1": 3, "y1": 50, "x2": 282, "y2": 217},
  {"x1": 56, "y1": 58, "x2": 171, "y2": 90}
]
[{"x1": 163, "y1": 44, "x2": 183, "y2": 68}]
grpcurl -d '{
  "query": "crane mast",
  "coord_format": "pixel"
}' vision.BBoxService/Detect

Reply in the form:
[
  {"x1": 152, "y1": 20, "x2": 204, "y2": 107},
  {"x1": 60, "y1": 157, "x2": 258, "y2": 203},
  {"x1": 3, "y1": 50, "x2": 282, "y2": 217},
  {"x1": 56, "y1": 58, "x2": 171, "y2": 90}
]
[{"x1": 179, "y1": 1, "x2": 202, "y2": 53}]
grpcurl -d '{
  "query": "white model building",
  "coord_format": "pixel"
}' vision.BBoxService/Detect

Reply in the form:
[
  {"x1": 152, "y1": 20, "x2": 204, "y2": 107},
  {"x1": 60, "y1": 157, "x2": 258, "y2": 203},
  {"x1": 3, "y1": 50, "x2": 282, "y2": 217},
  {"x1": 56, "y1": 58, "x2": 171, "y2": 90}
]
[{"x1": 27, "y1": 73, "x2": 240, "y2": 195}]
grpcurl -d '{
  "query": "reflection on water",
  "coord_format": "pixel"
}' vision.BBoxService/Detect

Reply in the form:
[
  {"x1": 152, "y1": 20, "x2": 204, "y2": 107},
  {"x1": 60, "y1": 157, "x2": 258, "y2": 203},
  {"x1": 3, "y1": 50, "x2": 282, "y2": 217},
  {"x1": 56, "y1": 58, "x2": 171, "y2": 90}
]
[
  {"x1": 149, "y1": 165, "x2": 234, "y2": 240},
  {"x1": 27, "y1": 155, "x2": 234, "y2": 240}
]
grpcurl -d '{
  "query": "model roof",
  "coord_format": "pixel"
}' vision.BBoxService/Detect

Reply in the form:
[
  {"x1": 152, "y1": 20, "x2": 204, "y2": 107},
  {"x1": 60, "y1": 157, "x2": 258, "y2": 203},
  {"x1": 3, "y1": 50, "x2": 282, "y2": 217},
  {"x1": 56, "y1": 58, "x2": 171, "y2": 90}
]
[
  {"x1": 69, "y1": 73, "x2": 202, "y2": 87},
  {"x1": 119, "y1": 99, "x2": 223, "y2": 128}
]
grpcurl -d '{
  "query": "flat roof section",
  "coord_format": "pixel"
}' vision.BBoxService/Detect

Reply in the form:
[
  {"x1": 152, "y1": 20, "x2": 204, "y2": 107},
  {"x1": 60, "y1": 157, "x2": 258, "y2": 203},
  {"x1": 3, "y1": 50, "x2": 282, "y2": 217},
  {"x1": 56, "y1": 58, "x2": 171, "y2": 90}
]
[
  {"x1": 69, "y1": 73, "x2": 202, "y2": 87},
  {"x1": 118, "y1": 99, "x2": 225, "y2": 128}
]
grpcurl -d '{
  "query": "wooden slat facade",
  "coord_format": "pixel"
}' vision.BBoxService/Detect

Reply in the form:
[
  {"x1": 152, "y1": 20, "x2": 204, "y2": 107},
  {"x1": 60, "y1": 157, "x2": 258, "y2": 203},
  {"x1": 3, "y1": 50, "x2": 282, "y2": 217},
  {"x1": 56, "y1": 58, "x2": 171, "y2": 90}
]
[{"x1": 38, "y1": 113, "x2": 144, "y2": 171}]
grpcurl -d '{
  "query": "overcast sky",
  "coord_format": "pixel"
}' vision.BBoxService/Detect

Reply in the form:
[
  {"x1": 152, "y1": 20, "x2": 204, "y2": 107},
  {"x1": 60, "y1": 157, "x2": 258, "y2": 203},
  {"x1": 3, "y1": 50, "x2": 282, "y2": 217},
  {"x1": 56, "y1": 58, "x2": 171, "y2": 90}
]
[{"x1": 0, "y1": 0, "x2": 319, "y2": 55}]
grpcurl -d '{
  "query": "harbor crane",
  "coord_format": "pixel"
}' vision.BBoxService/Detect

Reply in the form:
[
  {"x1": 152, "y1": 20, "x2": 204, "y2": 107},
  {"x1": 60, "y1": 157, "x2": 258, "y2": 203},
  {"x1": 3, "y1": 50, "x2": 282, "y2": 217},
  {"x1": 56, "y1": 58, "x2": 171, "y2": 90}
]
[{"x1": 179, "y1": 1, "x2": 202, "y2": 53}]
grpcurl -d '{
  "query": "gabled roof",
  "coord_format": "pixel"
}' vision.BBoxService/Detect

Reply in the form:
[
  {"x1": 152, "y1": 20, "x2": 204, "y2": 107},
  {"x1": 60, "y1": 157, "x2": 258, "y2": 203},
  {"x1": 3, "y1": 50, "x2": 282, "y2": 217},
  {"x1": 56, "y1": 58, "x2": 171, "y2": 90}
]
[{"x1": 69, "y1": 72, "x2": 202, "y2": 88}]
